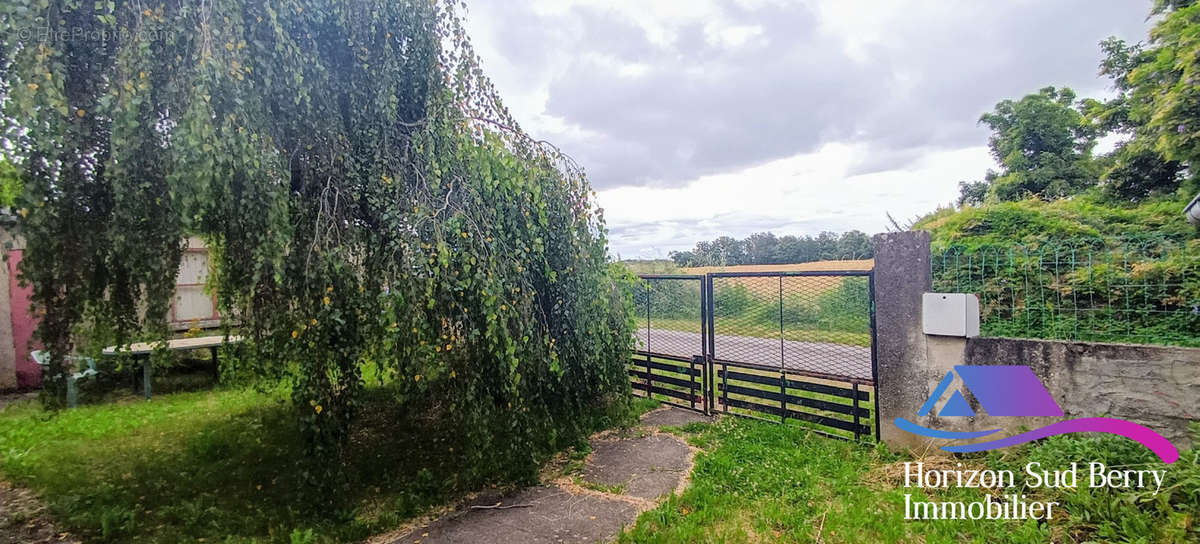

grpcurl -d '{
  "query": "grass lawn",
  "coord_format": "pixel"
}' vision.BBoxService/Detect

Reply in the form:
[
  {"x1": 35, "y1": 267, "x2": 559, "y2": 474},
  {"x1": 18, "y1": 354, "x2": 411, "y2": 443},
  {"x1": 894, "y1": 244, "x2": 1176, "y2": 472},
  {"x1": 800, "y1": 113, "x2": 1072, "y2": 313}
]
[
  {"x1": 620, "y1": 416, "x2": 1200, "y2": 543},
  {"x1": 645, "y1": 318, "x2": 871, "y2": 347},
  {"x1": 3, "y1": 385, "x2": 1194, "y2": 543},
  {"x1": 0, "y1": 387, "x2": 648, "y2": 543}
]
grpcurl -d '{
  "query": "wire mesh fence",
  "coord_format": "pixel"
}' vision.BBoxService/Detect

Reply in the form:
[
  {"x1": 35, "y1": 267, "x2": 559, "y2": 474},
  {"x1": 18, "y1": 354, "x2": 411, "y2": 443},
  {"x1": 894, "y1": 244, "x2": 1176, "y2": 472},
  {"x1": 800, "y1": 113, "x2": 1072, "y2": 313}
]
[
  {"x1": 709, "y1": 273, "x2": 873, "y2": 381},
  {"x1": 627, "y1": 271, "x2": 879, "y2": 440},
  {"x1": 632, "y1": 275, "x2": 706, "y2": 359},
  {"x1": 931, "y1": 237, "x2": 1200, "y2": 347}
]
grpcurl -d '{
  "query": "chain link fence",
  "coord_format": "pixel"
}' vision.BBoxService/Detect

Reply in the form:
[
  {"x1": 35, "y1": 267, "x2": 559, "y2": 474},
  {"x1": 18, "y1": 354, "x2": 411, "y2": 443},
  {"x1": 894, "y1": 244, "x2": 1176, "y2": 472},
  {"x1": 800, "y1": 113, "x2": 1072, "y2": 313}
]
[
  {"x1": 627, "y1": 271, "x2": 878, "y2": 440},
  {"x1": 632, "y1": 275, "x2": 705, "y2": 359},
  {"x1": 931, "y1": 237, "x2": 1200, "y2": 347},
  {"x1": 709, "y1": 273, "x2": 872, "y2": 381}
]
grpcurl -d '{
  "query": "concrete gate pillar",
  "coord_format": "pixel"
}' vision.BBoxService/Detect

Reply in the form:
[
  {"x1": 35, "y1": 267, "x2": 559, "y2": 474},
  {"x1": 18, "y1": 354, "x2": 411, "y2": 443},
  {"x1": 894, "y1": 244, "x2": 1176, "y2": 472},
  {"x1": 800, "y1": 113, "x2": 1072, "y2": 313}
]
[{"x1": 871, "y1": 231, "x2": 942, "y2": 452}]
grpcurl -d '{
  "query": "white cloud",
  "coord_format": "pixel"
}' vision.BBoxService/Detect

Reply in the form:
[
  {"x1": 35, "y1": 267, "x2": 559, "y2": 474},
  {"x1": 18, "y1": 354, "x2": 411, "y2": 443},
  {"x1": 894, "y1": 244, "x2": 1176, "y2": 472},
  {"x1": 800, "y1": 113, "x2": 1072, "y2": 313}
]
[
  {"x1": 464, "y1": 0, "x2": 1153, "y2": 259},
  {"x1": 597, "y1": 144, "x2": 992, "y2": 258}
]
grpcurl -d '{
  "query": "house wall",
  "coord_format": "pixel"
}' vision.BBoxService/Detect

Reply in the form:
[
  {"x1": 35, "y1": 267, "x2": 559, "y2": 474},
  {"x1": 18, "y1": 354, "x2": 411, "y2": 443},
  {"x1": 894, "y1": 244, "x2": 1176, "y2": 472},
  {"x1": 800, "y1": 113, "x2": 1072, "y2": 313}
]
[
  {"x1": 0, "y1": 235, "x2": 220, "y2": 391},
  {"x1": 6, "y1": 249, "x2": 38, "y2": 389}
]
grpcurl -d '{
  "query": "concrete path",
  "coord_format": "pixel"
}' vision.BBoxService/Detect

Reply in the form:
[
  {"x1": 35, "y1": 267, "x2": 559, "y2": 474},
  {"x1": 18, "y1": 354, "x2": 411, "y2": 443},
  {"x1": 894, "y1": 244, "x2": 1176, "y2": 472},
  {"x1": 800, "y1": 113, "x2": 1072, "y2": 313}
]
[
  {"x1": 637, "y1": 327, "x2": 871, "y2": 381},
  {"x1": 383, "y1": 407, "x2": 711, "y2": 544}
]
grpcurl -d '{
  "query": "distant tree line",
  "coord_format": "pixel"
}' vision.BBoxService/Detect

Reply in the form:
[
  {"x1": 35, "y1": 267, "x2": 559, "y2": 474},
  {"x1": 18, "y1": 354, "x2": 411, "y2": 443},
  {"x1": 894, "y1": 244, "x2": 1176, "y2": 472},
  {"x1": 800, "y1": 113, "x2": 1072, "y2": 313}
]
[{"x1": 668, "y1": 230, "x2": 872, "y2": 267}]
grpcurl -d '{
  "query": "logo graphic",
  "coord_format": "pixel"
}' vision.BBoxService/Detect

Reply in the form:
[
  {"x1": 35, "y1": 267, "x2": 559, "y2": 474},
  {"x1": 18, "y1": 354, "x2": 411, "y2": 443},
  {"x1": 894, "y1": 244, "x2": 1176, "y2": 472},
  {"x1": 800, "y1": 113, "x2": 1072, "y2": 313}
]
[{"x1": 895, "y1": 365, "x2": 1179, "y2": 464}]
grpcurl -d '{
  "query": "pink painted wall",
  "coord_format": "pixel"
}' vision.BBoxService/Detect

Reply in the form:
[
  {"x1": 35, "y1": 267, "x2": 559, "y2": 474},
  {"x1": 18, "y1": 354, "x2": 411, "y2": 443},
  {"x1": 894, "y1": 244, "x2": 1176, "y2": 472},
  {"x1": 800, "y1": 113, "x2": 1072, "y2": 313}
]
[{"x1": 8, "y1": 250, "x2": 40, "y2": 388}]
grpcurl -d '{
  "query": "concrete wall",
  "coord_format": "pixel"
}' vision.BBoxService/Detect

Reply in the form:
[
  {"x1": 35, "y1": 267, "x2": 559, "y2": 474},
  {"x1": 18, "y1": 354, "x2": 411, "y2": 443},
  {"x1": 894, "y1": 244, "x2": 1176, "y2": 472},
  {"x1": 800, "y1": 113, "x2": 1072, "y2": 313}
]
[
  {"x1": 872, "y1": 231, "x2": 1200, "y2": 454},
  {"x1": 965, "y1": 337, "x2": 1199, "y2": 449}
]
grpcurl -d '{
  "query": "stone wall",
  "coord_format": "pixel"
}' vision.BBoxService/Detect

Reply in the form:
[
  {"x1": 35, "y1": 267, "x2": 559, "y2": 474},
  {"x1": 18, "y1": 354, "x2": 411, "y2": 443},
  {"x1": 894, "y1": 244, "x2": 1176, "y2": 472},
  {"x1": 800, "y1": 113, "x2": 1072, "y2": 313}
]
[
  {"x1": 872, "y1": 231, "x2": 1200, "y2": 454},
  {"x1": 965, "y1": 337, "x2": 1199, "y2": 449}
]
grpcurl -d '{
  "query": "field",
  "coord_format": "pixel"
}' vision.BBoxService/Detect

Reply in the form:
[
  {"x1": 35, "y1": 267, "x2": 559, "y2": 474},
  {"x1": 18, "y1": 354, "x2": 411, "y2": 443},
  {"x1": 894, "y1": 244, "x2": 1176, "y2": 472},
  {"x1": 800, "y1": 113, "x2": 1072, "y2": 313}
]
[
  {"x1": 680, "y1": 260, "x2": 874, "y2": 275},
  {"x1": 634, "y1": 266, "x2": 874, "y2": 375}
]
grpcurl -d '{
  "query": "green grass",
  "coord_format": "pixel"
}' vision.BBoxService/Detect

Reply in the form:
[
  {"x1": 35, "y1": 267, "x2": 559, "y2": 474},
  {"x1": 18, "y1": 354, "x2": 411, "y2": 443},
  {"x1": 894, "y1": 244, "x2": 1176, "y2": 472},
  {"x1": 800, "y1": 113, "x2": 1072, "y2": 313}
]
[
  {"x1": 621, "y1": 417, "x2": 1200, "y2": 543},
  {"x1": 574, "y1": 476, "x2": 626, "y2": 494},
  {"x1": 646, "y1": 318, "x2": 870, "y2": 347},
  {"x1": 0, "y1": 386, "x2": 649, "y2": 543}
]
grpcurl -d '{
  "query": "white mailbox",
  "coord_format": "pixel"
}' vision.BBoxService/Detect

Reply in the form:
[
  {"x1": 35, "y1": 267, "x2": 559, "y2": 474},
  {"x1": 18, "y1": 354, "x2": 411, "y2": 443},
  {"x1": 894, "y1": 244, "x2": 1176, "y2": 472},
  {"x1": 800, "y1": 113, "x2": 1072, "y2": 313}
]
[{"x1": 922, "y1": 293, "x2": 980, "y2": 337}]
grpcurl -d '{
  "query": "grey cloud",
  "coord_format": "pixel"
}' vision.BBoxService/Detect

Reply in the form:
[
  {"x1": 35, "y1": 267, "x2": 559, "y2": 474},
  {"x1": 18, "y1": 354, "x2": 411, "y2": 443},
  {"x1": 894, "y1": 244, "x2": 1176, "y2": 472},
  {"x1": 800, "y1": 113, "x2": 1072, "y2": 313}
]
[{"x1": 472, "y1": 0, "x2": 1151, "y2": 189}]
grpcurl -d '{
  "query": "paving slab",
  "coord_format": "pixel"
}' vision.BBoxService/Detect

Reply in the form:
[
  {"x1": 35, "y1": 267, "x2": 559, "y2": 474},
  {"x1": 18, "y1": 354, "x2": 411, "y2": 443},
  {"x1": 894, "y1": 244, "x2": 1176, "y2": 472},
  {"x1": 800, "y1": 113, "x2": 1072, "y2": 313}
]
[
  {"x1": 391, "y1": 485, "x2": 640, "y2": 544},
  {"x1": 579, "y1": 433, "x2": 692, "y2": 500},
  {"x1": 639, "y1": 407, "x2": 712, "y2": 427},
  {"x1": 385, "y1": 407, "x2": 702, "y2": 544}
]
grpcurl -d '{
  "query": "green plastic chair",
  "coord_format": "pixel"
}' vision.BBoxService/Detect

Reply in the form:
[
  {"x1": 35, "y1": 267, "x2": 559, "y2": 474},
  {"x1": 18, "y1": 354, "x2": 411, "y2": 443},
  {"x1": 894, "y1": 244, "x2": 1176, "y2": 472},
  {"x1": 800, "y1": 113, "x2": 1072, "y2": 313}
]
[{"x1": 30, "y1": 350, "x2": 99, "y2": 408}]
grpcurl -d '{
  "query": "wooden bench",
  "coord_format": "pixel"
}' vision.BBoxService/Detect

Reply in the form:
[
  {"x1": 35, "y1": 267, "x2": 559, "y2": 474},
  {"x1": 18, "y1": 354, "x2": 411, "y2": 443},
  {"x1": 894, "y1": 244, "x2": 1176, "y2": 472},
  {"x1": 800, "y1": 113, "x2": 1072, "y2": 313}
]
[{"x1": 102, "y1": 335, "x2": 243, "y2": 399}]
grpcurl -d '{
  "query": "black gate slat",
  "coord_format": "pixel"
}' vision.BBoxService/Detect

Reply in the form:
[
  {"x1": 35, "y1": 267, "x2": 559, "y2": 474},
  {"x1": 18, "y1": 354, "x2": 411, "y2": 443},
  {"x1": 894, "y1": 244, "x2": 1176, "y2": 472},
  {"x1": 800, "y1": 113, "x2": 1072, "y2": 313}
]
[
  {"x1": 789, "y1": 393, "x2": 870, "y2": 419},
  {"x1": 629, "y1": 370, "x2": 700, "y2": 391},
  {"x1": 784, "y1": 407, "x2": 871, "y2": 435},
  {"x1": 783, "y1": 379, "x2": 870, "y2": 401},
  {"x1": 632, "y1": 381, "x2": 702, "y2": 403},
  {"x1": 717, "y1": 369, "x2": 782, "y2": 388},
  {"x1": 633, "y1": 351, "x2": 696, "y2": 364},
  {"x1": 718, "y1": 383, "x2": 870, "y2": 418},
  {"x1": 722, "y1": 397, "x2": 870, "y2": 435},
  {"x1": 638, "y1": 359, "x2": 703, "y2": 376},
  {"x1": 722, "y1": 396, "x2": 782, "y2": 418},
  {"x1": 718, "y1": 369, "x2": 870, "y2": 403}
]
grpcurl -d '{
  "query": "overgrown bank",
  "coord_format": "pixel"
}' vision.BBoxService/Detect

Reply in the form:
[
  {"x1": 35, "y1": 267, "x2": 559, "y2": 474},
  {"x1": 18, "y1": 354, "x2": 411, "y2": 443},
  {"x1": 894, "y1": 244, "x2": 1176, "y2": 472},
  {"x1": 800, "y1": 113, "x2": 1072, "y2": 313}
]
[{"x1": 917, "y1": 193, "x2": 1200, "y2": 346}]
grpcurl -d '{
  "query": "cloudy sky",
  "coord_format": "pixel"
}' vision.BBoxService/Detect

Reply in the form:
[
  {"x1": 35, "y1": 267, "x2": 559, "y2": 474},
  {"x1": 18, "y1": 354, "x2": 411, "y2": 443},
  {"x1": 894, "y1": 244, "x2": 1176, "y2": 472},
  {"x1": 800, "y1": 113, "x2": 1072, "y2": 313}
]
[{"x1": 464, "y1": 0, "x2": 1154, "y2": 259}]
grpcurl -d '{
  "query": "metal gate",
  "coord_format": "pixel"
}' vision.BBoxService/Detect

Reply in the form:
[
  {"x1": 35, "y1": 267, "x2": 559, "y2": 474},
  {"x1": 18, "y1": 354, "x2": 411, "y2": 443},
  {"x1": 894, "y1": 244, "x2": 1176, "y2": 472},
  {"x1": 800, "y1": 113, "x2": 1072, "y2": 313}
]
[
  {"x1": 631, "y1": 275, "x2": 708, "y2": 412},
  {"x1": 630, "y1": 271, "x2": 879, "y2": 441}
]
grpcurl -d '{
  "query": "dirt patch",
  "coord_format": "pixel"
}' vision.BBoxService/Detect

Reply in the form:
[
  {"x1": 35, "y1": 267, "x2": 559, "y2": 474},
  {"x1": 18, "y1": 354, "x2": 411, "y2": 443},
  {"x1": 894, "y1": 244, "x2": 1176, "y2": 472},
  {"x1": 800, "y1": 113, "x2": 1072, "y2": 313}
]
[
  {"x1": 0, "y1": 392, "x2": 37, "y2": 413},
  {"x1": 638, "y1": 406, "x2": 713, "y2": 428},
  {"x1": 864, "y1": 456, "x2": 1008, "y2": 499},
  {"x1": 0, "y1": 481, "x2": 79, "y2": 544}
]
